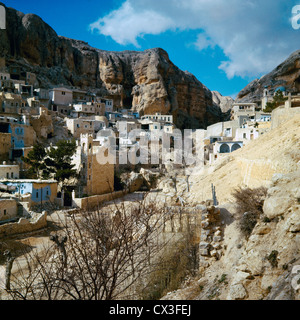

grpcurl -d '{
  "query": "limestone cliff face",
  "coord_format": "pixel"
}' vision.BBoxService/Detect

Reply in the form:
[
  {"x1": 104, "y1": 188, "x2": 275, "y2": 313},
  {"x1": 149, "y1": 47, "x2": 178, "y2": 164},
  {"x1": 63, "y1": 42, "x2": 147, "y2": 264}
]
[
  {"x1": 236, "y1": 49, "x2": 300, "y2": 103},
  {"x1": 211, "y1": 91, "x2": 233, "y2": 113},
  {"x1": 0, "y1": 4, "x2": 225, "y2": 129}
]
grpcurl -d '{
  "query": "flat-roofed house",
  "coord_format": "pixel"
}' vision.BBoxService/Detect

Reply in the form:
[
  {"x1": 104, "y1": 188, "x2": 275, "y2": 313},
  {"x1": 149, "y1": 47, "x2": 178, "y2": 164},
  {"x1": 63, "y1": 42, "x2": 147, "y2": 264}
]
[{"x1": 49, "y1": 87, "x2": 73, "y2": 115}]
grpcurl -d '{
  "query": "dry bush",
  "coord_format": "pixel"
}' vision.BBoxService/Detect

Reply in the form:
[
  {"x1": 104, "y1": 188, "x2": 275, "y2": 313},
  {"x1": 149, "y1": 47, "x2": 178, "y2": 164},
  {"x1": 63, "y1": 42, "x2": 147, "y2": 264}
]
[
  {"x1": 232, "y1": 187, "x2": 268, "y2": 238},
  {"x1": 140, "y1": 224, "x2": 199, "y2": 300},
  {"x1": 4, "y1": 194, "x2": 171, "y2": 300}
]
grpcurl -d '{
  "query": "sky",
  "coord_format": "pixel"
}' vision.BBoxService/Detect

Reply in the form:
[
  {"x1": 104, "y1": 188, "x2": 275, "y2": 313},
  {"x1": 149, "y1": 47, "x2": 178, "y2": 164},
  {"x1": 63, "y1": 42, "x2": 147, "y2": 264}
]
[{"x1": 3, "y1": 0, "x2": 300, "y2": 98}]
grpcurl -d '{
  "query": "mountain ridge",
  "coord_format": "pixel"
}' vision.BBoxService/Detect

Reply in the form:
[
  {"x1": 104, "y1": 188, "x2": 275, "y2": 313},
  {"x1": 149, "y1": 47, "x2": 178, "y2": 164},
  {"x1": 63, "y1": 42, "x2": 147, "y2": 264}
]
[
  {"x1": 236, "y1": 49, "x2": 300, "y2": 103},
  {"x1": 0, "y1": 3, "x2": 230, "y2": 129}
]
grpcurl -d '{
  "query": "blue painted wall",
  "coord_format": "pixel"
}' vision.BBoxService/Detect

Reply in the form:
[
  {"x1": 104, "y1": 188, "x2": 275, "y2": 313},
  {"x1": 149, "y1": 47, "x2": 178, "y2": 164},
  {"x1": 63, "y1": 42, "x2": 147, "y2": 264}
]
[
  {"x1": 32, "y1": 186, "x2": 52, "y2": 202},
  {"x1": 5, "y1": 182, "x2": 52, "y2": 203},
  {"x1": 8, "y1": 125, "x2": 25, "y2": 149}
]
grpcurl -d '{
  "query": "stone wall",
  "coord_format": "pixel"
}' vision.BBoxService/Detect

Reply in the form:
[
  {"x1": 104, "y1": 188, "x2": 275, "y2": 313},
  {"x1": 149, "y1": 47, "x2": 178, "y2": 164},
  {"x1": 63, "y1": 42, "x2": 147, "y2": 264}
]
[
  {"x1": 199, "y1": 201, "x2": 224, "y2": 268},
  {"x1": 0, "y1": 211, "x2": 47, "y2": 238},
  {"x1": 72, "y1": 191, "x2": 126, "y2": 211},
  {"x1": 271, "y1": 106, "x2": 300, "y2": 129}
]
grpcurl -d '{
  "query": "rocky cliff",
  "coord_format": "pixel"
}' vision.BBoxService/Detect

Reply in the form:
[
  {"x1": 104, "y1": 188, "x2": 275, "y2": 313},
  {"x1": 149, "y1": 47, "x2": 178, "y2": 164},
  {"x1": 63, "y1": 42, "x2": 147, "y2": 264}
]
[
  {"x1": 0, "y1": 4, "x2": 228, "y2": 129},
  {"x1": 160, "y1": 113, "x2": 300, "y2": 300},
  {"x1": 236, "y1": 49, "x2": 300, "y2": 103}
]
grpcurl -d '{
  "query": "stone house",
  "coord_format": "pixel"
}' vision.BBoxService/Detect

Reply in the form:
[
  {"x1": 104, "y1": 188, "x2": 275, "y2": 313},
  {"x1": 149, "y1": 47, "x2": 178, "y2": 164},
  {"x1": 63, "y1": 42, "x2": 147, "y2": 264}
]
[
  {"x1": 0, "y1": 72, "x2": 10, "y2": 81},
  {"x1": 235, "y1": 128, "x2": 262, "y2": 142},
  {"x1": 206, "y1": 120, "x2": 240, "y2": 139},
  {"x1": 14, "y1": 83, "x2": 33, "y2": 98},
  {"x1": 49, "y1": 87, "x2": 73, "y2": 106},
  {"x1": 231, "y1": 103, "x2": 259, "y2": 120},
  {"x1": 30, "y1": 108, "x2": 54, "y2": 140},
  {"x1": 209, "y1": 141, "x2": 243, "y2": 165},
  {"x1": 116, "y1": 120, "x2": 142, "y2": 137},
  {"x1": 72, "y1": 89, "x2": 88, "y2": 103},
  {"x1": 33, "y1": 88, "x2": 51, "y2": 108},
  {"x1": 72, "y1": 134, "x2": 114, "y2": 197},
  {"x1": 0, "y1": 132, "x2": 11, "y2": 161},
  {"x1": 71, "y1": 102, "x2": 105, "y2": 118},
  {"x1": 9, "y1": 123, "x2": 37, "y2": 149},
  {"x1": 0, "y1": 121, "x2": 36, "y2": 150},
  {"x1": 141, "y1": 112, "x2": 173, "y2": 123},
  {"x1": 49, "y1": 87, "x2": 73, "y2": 115},
  {"x1": 0, "y1": 92, "x2": 26, "y2": 114},
  {"x1": 1, "y1": 180, "x2": 58, "y2": 205},
  {"x1": 0, "y1": 162, "x2": 19, "y2": 179},
  {"x1": 65, "y1": 118, "x2": 107, "y2": 139},
  {"x1": 102, "y1": 99, "x2": 113, "y2": 113},
  {"x1": 0, "y1": 199, "x2": 17, "y2": 222}
]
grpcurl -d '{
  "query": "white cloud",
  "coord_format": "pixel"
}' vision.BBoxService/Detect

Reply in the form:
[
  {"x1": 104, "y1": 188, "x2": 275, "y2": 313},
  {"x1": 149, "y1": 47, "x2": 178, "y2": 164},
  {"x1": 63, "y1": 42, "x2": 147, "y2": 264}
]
[
  {"x1": 90, "y1": 0, "x2": 300, "y2": 78},
  {"x1": 90, "y1": 2, "x2": 175, "y2": 47},
  {"x1": 194, "y1": 33, "x2": 215, "y2": 51}
]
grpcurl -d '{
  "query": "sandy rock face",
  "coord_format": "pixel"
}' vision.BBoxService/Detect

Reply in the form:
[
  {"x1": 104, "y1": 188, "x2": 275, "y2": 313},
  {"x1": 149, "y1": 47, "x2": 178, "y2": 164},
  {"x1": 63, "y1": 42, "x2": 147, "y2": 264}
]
[
  {"x1": 0, "y1": 5, "x2": 227, "y2": 129},
  {"x1": 211, "y1": 91, "x2": 233, "y2": 113}
]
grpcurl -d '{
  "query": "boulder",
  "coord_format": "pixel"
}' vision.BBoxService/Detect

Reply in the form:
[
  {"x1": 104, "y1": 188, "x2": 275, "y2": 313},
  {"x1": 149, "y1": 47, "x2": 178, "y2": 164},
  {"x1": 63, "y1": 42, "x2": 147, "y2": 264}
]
[{"x1": 227, "y1": 284, "x2": 247, "y2": 300}]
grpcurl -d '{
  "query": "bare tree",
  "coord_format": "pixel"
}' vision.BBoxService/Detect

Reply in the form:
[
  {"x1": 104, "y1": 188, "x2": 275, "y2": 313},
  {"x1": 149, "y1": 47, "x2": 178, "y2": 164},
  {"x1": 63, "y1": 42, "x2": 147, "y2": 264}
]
[{"x1": 5, "y1": 194, "x2": 171, "y2": 300}]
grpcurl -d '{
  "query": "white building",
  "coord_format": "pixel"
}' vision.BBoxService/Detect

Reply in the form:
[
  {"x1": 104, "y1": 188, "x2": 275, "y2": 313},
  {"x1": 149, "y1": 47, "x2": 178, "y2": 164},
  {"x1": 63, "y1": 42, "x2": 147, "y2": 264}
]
[
  {"x1": 65, "y1": 118, "x2": 107, "y2": 139},
  {"x1": 141, "y1": 113, "x2": 173, "y2": 123},
  {"x1": 209, "y1": 141, "x2": 243, "y2": 165},
  {"x1": 49, "y1": 87, "x2": 73, "y2": 106},
  {"x1": 72, "y1": 102, "x2": 105, "y2": 118}
]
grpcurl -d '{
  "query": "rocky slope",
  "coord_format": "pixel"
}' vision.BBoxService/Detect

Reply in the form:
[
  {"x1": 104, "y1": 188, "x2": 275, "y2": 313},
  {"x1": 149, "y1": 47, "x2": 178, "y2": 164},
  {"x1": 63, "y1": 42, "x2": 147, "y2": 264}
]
[
  {"x1": 0, "y1": 3, "x2": 229, "y2": 129},
  {"x1": 159, "y1": 113, "x2": 300, "y2": 300},
  {"x1": 236, "y1": 49, "x2": 300, "y2": 103}
]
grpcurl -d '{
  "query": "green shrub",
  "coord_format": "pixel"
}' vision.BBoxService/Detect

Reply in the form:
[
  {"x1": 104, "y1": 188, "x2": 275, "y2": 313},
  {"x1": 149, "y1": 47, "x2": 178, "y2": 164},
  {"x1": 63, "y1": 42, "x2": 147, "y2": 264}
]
[{"x1": 267, "y1": 250, "x2": 279, "y2": 268}]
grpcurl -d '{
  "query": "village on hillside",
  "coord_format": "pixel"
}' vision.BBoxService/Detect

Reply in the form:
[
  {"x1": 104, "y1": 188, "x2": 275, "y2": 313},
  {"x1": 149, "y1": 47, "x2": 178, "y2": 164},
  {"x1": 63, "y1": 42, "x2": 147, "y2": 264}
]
[{"x1": 0, "y1": 63, "x2": 299, "y2": 236}]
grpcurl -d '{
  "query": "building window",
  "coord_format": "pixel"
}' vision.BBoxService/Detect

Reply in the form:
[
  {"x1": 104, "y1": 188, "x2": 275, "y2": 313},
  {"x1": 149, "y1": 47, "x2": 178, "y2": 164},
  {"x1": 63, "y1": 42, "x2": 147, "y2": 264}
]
[
  {"x1": 62, "y1": 92, "x2": 66, "y2": 96},
  {"x1": 4, "y1": 209, "x2": 6, "y2": 216}
]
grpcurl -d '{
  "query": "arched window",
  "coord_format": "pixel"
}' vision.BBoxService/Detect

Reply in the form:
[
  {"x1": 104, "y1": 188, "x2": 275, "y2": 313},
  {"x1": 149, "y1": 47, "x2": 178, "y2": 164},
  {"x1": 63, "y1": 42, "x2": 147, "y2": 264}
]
[
  {"x1": 231, "y1": 143, "x2": 241, "y2": 152},
  {"x1": 220, "y1": 144, "x2": 230, "y2": 154}
]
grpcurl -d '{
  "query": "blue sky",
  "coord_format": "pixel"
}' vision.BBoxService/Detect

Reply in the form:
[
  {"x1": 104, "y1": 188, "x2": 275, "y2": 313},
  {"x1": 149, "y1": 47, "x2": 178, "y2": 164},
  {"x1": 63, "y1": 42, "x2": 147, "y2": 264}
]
[{"x1": 3, "y1": 0, "x2": 300, "y2": 98}]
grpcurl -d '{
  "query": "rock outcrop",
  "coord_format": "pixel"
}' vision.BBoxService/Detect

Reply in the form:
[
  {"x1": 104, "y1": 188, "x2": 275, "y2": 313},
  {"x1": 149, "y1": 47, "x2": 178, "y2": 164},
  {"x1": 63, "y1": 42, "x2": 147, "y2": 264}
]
[
  {"x1": 212, "y1": 91, "x2": 233, "y2": 113},
  {"x1": 0, "y1": 3, "x2": 227, "y2": 129},
  {"x1": 236, "y1": 49, "x2": 300, "y2": 103}
]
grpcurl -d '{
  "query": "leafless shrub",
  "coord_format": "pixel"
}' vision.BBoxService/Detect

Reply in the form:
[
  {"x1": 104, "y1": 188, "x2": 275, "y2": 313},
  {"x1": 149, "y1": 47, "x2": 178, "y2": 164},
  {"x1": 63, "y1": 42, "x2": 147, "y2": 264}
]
[
  {"x1": 139, "y1": 218, "x2": 199, "y2": 300},
  {"x1": 232, "y1": 187, "x2": 268, "y2": 238},
  {"x1": 4, "y1": 194, "x2": 171, "y2": 300}
]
